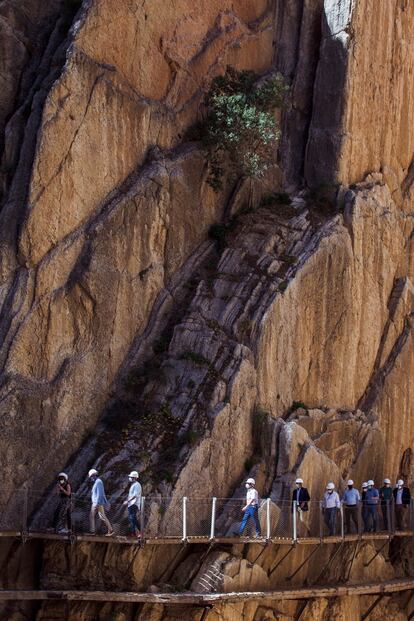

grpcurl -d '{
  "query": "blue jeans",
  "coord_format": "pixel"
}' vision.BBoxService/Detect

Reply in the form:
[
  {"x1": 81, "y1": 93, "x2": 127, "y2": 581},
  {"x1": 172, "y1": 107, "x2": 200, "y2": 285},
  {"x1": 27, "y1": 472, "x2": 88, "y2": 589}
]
[
  {"x1": 128, "y1": 505, "x2": 140, "y2": 533},
  {"x1": 239, "y1": 505, "x2": 261, "y2": 536},
  {"x1": 365, "y1": 505, "x2": 378, "y2": 531},
  {"x1": 324, "y1": 507, "x2": 337, "y2": 535}
]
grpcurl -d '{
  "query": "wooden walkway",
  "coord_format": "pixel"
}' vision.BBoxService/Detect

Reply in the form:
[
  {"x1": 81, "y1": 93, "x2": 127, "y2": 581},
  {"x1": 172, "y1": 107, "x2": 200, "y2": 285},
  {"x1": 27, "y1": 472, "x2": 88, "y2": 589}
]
[
  {"x1": 1, "y1": 530, "x2": 412, "y2": 546},
  {"x1": 0, "y1": 578, "x2": 413, "y2": 604}
]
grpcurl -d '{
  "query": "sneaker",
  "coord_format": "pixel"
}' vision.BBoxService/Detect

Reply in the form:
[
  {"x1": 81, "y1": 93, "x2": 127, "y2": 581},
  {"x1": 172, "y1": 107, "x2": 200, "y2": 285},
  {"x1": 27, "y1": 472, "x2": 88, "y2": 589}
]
[{"x1": 105, "y1": 531, "x2": 114, "y2": 537}]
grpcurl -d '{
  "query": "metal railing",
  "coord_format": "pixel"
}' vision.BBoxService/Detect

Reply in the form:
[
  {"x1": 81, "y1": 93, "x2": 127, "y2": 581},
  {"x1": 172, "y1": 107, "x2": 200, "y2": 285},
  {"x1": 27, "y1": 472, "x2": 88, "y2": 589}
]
[{"x1": 2, "y1": 491, "x2": 414, "y2": 541}]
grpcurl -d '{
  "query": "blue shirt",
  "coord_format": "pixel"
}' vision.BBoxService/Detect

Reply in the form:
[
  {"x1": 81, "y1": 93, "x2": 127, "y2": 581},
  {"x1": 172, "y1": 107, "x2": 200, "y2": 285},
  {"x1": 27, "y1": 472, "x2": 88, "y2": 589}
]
[
  {"x1": 91, "y1": 478, "x2": 108, "y2": 505},
  {"x1": 342, "y1": 488, "x2": 360, "y2": 505},
  {"x1": 365, "y1": 487, "x2": 379, "y2": 505}
]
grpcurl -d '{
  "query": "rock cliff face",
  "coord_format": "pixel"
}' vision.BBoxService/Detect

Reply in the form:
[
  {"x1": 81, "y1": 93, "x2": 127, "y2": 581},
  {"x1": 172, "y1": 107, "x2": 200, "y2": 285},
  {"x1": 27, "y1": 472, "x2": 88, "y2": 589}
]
[{"x1": 1, "y1": 0, "x2": 414, "y2": 620}]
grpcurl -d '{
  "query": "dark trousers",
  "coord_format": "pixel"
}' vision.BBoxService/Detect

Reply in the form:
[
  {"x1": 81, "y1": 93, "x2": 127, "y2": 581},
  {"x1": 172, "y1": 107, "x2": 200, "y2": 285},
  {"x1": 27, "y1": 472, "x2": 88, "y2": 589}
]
[
  {"x1": 365, "y1": 505, "x2": 378, "y2": 532},
  {"x1": 239, "y1": 505, "x2": 261, "y2": 536},
  {"x1": 54, "y1": 498, "x2": 72, "y2": 532},
  {"x1": 324, "y1": 507, "x2": 337, "y2": 535},
  {"x1": 381, "y1": 503, "x2": 391, "y2": 531},
  {"x1": 395, "y1": 504, "x2": 407, "y2": 530},
  {"x1": 128, "y1": 505, "x2": 140, "y2": 533},
  {"x1": 344, "y1": 505, "x2": 358, "y2": 534}
]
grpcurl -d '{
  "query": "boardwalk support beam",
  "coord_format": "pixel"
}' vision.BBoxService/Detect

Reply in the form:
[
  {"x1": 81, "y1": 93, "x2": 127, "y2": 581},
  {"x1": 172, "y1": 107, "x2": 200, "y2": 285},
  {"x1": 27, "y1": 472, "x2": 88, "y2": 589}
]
[
  {"x1": 361, "y1": 594, "x2": 384, "y2": 620},
  {"x1": 286, "y1": 544, "x2": 322, "y2": 581},
  {"x1": 364, "y1": 540, "x2": 389, "y2": 568},
  {"x1": 268, "y1": 545, "x2": 295, "y2": 577}
]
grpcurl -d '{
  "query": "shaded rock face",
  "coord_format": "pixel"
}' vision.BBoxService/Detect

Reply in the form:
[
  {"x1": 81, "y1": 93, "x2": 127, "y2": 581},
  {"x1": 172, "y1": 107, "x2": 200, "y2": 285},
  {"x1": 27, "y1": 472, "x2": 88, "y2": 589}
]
[
  {"x1": 0, "y1": 0, "x2": 279, "y2": 498},
  {"x1": 1, "y1": 1, "x2": 414, "y2": 621}
]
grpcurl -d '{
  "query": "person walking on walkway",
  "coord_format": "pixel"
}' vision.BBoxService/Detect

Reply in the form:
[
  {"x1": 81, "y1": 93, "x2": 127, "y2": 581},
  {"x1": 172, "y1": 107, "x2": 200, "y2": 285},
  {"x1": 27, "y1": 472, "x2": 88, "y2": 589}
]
[
  {"x1": 393, "y1": 479, "x2": 411, "y2": 530},
  {"x1": 54, "y1": 472, "x2": 72, "y2": 534},
  {"x1": 361, "y1": 482, "x2": 369, "y2": 531},
  {"x1": 89, "y1": 469, "x2": 114, "y2": 536},
  {"x1": 292, "y1": 478, "x2": 311, "y2": 535},
  {"x1": 322, "y1": 482, "x2": 340, "y2": 536},
  {"x1": 379, "y1": 478, "x2": 392, "y2": 531},
  {"x1": 365, "y1": 480, "x2": 379, "y2": 532},
  {"x1": 239, "y1": 478, "x2": 261, "y2": 537},
  {"x1": 123, "y1": 470, "x2": 142, "y2": 537},
  {"x1": 342, "y1": 479, "x2": 360, "y2": 534}
]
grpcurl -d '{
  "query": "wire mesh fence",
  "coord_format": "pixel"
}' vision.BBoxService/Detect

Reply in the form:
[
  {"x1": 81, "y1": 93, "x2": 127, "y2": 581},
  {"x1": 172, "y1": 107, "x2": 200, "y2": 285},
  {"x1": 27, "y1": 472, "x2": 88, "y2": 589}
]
[{"x1": 1, "y1": 490, "x2": 414, "y2": 540}]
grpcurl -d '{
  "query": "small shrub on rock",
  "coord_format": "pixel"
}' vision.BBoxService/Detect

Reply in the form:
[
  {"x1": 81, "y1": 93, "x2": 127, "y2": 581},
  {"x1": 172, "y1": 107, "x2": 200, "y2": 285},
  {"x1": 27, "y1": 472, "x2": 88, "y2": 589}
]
[{"x1": 202, "y1": 66, "x2": 288, "y2": 190}]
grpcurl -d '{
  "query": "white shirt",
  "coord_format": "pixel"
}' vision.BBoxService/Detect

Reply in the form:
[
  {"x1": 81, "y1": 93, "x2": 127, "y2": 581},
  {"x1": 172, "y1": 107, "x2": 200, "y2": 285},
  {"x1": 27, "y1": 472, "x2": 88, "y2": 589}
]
[
  {"x1": 246, "y1": 488, "x2": 259, "y2": 506},
  {"x1": 396, "y1": 488, "x2": 403, "y2": 505},
  {"x1": 127, "y1": 482, "x2": 142, "y2": 508},
  {"x1": 322, "y1": 491, "x2": 340, "y2": 509}
]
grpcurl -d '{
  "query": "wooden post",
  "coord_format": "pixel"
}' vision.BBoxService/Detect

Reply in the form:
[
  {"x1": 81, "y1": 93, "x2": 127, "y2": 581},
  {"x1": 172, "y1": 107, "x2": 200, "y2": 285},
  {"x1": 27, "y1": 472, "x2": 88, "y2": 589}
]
[{"x1": 210, "y1": 498, "x2": 216, "y2": 540}]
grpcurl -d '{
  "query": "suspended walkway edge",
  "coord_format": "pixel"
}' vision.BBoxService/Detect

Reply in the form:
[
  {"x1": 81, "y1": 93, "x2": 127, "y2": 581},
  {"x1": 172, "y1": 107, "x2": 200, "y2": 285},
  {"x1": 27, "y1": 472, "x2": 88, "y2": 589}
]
[
  {"x1": 0, "y1": 531, "x2": 412, "y2": 546},
  {"x1": 1, "y1": 578, "x2": 413, "y2": 603}
]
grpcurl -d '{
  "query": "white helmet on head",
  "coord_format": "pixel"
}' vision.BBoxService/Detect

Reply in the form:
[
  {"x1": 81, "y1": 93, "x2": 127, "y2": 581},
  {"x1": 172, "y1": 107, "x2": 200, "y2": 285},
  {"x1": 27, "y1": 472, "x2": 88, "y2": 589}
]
[
  {"x1": 383, "y1": 478, "x2": 391, "y2": 484},
  {"x1": 367, "y1": 479, "x2": 374, "y2": 486},
  {"x1": 246, "y1": 478, "x2": 255, "y2": 486},
  {"x1": 58, "y1": 472, "x2": 68, "y2": 480},
  {"x1": 129, "y1": 471, "x2": 139, "y2": 479},
  {"x1": 347, "y1": 479, "x2": 354, "y2": 486},
  {"x1": 362, "y1": 482, "x2": 368, "y2": 489},
  {"x1": 88, "y1": 468, "x2": 98, "y2": 478},
  {"x1": 295, "y1": 478, "x2": 303, "y2": 484},
  {"x1": 326, "y1": 482, "x2": 335, "y2": 490},
  {"x1": 397, "y1": 479, "x2": 404, "y2": 486}
]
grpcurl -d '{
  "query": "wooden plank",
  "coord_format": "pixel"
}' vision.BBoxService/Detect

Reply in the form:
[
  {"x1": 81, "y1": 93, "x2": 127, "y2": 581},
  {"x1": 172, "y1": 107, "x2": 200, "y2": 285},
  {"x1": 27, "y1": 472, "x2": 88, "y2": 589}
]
[
  {"x1": 2, "y1": 530, "x2": 413, "y2": 547},
  {"x1": 1, "y1": 578, "x2": 413, "y2": 604}
]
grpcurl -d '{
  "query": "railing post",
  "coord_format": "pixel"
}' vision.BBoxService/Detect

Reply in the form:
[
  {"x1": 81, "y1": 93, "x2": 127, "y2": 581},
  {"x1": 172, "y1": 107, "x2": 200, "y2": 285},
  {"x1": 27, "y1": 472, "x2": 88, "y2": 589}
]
[
  {"x1": 182, "y1": 497, "x2": 187, "y2": 541},
  {"x1": 340, "y1": 503, "x2": 344, "y2": 539},
  {"x1": 210, "y1": 497, "x2": 216, "y2": 540},
  {"x1": 293, "y1": 503, "x2": 297, "y2": 542},
  {"x1": 319, "y1": 502, "x2": 324, "y2": 539},
  {"x1": 266, "y1": 498, "x2": 271, "y2": 540},
  {"x1": 140, "y1": 496, "x2": 145, "y2": 539},
  {"x1": 357, "y1": 500, "x2": 362, "y2": 536},
  {"x1": 22, "y1": 484, "x2": 28, "y2": 535}
]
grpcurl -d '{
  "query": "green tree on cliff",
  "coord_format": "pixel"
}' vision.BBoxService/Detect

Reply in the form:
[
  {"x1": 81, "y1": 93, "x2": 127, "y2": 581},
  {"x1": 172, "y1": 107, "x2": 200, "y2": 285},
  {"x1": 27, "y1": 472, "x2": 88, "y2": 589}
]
[{"x1": 202, "y1": 67, "x2": 288, "y2": 191}]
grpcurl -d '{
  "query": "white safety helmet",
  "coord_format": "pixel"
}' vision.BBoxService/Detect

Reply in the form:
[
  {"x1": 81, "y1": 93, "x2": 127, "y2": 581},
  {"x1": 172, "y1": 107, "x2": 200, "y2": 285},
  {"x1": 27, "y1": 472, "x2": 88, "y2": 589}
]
[
  {"x1": 362, "y1": 482, "x2": 368, "y2": 489},
  {"x1": 295, "y1": 478, "x2": 303, "y2": 484},
  {"x1": 347, "y1": 480, "x2": 354, "y2": 486},
  {"x1": 246, "y1": 478, "x2": 255, "y2": 486},
  {"x1": 129, "y1": 471, "x2": 139, "y2": 479},
  {"x1": 58, "y1": 472, "x2": 68, "y2": 480},
  {"x1": 397, "y1": 479, "x2": 404, "y2": 486},
  {"x1": 383, "y1": 478, "x2": 391, "y2": 484},
  {"x1": 88, "y1": 468, "x2": 98, "y2": 478},
  {"x1": 367, "y1": 479, "x2": 374, "y2": 486},
  {"x1": 326, "y1": 482, "x2": 335, "y2": 490}
]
